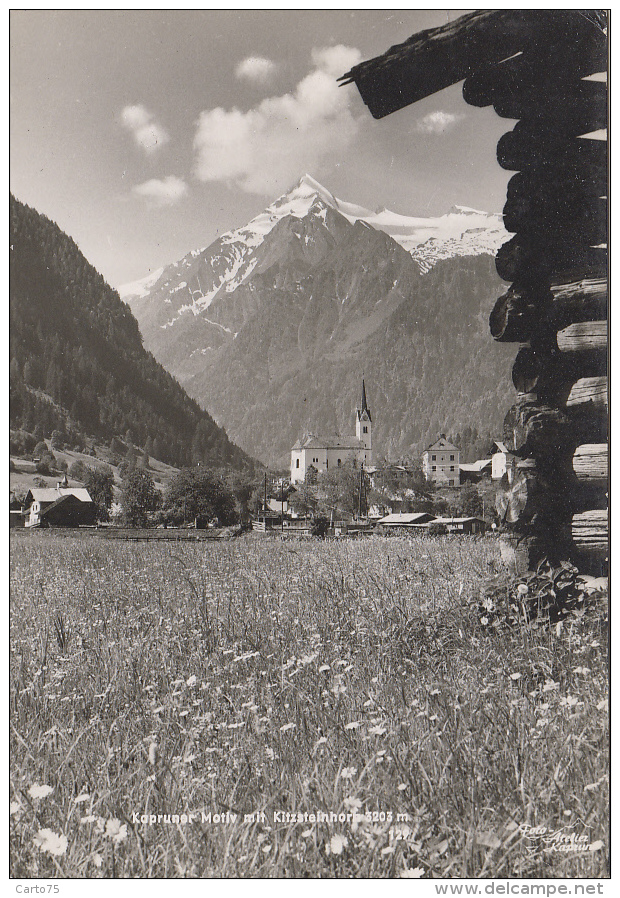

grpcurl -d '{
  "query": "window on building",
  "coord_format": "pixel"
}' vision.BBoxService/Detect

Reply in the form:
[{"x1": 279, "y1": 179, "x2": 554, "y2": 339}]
[
  {"x1": 337, "y1": 459, "x2": 342, "y2": 466},
  {"x1": 363, "y1": 426, "x2": 368, "y2": 434},
  {"x1": 449, "y1": 479, "x2": 454, "y2": 486},
  {"x1": 432, "y1": 465, "x2": 436, "y2": 472},
  {"x1": 450, "y1": 455, "x2": 455, "y2": 461},
  {"x1": 450, "y1": 466, "x2": 455, "y2": 472},
  {"x1": 296, "y1": 459, "x2": 300, "y2": 468},
  {"x1": 432, "y1": 455, "x2": 436, "y2": 461}
]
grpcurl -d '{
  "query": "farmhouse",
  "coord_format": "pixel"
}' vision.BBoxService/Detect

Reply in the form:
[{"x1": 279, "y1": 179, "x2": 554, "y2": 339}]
[
  {"x1": 422, "y1": 435, "x2": 460, "y2": 486},
  {"x1": 23, "y1": 477, "x2": 96, "y2": 528},
  {"x1": 290, "y1": 381, "x2": 372, "y2": 484}
]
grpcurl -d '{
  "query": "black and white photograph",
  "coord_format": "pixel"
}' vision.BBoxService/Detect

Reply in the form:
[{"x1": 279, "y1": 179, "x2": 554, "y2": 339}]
[{"x1": 9, "y1": 8, "x2": 609, "y2": 887}]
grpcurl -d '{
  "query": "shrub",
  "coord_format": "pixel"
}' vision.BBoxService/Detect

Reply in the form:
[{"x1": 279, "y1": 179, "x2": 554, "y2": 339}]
[
  {"x1": 310, "y1": 516, "x2": 330, "y2": 538},
  {"x1": 69, "y1": 460, "x2": 89, "y2": 481},
  {"x1": 428, "y1": 522, "x2": 448, "y2": 536},
  {"x1": 35, "y1": 453, "x2": 56, "y2": 475}
]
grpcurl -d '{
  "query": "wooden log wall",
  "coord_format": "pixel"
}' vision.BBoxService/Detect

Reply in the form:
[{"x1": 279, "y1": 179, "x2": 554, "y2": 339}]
[
  {"x1": 464, "y1": 17, "x2": 608, "y2": 575},
  {"x1": 343, "y1": 9, "x2": 608, "y2": 577}
]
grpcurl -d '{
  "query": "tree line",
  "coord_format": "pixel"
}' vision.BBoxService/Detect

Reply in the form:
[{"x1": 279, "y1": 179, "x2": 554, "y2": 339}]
[{"x1": 9, "y1": 195, "x2": 255, "y2": 473}]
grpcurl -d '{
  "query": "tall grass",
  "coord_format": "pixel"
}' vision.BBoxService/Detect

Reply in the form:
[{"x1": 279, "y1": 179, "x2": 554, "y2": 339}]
[{"x1": 10, "y1": 533, "x2": 608, "y2": 878}]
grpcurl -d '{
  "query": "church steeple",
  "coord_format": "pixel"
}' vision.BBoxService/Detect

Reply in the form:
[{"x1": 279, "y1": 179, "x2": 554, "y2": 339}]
[
  {"x1": 355, "y1": 379, "x2": 372, "y2": 455},
  {"x1": 360, "y1": 379, "x2": 371, "y2": 422}
]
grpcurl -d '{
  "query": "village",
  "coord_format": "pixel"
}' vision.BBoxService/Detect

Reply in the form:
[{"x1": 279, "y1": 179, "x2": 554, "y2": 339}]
[{"x1": 10, "y1": 381, "x2": 512, "y2": 540}]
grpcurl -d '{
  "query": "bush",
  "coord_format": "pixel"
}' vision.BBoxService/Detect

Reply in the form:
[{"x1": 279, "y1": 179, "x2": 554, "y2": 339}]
[
  {"x1": 35, "y1": 453, "x2": 56, "y2": 475},
  {"x1": 310, "y1": 516, "x2": 330, "y2": 538},
  {"x1": 428, "y1": 522, "x2": 448, "y2": 536},
  {"x1": 9, "y1": 431, "x2": 37, "y2": 456},
  {"x1": 69, "y1": 460, "x2": 89, "y2": 481}
]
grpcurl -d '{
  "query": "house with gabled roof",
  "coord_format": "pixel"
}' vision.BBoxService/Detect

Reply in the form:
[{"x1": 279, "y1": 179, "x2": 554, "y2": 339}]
[
  {"x1": 422, "y1": 434, "x2": 460, "y2": 486},
  {"x1": 290, "y1": 381, "x2": 372, "y2": 483},
  {"x1": 23, "y1": 476, "x2": 96, "y2": 528}
]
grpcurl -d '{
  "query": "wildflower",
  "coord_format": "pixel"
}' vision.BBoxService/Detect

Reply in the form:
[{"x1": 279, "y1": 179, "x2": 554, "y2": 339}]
[
  {"x1": 148, "y1": 742, "x2": 158, "y2": 766},
  {"x1": 313, "y1": 737, "x2": 327, "y2": 753},
  {"x1": 327, "y1": 833, "x2": 348, "y2": 856},
  {"x1": 368, "y1": 725, "x2": 386, "y2": 735},
  {"x1": 517, "y1": 584, "x2": 529, "y2": 595},
  {"x1": 186, "y1": 675, "x2": 197, "y2": 687},
  {"x1": 397, "y1": 783, "x2": 408, "y2": 791},
  {"x1": 280, "y1": 722, "x2": 296, "y2": 733},
  {"x1": 542, "y1": 680, "x2": 559, "y2": 693},
  {"x1": 33, "y1": 828, "x2": 68, "y2": 857},
  {"x1": 401, "y1": 866, "x2": 425, "y2": 878},
  {"x1": 28, "y1": 784, "x2": 54, "y2": 800},
  {"x1": 573, "y1": 666, "x2": 590, "y2": 675},
  {"x1": 589, "y1": 840, "x2": 604, "y2": 852},
  {"x1": 91, "y1": 852, "x2": 103, "y2": 868},
  {"x1": 344, "y1": 721, "x2": 361, "y2": 730},
  {"x1": 73, "y1": 792, "x2": 90, "y2": 804},
  {"x1": 105, "y1": 818, "x2": 128, "y2": 844},
  {"x1": 301, "y1": 828, "x2": 313, "y2": 838},
  {"x1": 381, "y1": 846, "x2": 395, "y2": 855},
  {"x1": 597, "y1": 699, "x2": 608, "y2": 711},
  {"x1": 480, "y1": 616, "x2": 489, "y2": 626},
  {"x1": 10, "y1": 800, "x2": 23, "y2": 817},
  {"x1": 509, "y1": 672, "x2": 522, "y2": 681},
  {"x1": 343, "y1": 796, "x2": 362, "y2": 811},
  {"x1": 265, "y1": 747, "x2": 275, "y2": 760},
  {"x1": 340, "y1": 767, "x2": 357, "y2": 780}
]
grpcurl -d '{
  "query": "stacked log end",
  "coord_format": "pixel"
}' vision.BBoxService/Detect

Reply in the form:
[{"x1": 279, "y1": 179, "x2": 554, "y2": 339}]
[{"x1": 463, "y1": 20, "x2": 608, "y2": 576}]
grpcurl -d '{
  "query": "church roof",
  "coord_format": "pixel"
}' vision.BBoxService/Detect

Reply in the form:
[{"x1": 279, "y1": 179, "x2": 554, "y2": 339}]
[{"x1": 291, "y1": 432, "x2": 367, "y2": 452}]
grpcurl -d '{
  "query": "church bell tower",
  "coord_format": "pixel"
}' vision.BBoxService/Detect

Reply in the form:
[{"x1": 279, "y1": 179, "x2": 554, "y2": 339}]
[{"x1": 355, "y1": 379, "x2": 372, "y2": 454}]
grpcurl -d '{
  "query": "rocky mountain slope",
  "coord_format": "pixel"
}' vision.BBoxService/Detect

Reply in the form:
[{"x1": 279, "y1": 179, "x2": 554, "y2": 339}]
[{"x1": 121, "y1": 176, "x2": 514, "y2": 467}]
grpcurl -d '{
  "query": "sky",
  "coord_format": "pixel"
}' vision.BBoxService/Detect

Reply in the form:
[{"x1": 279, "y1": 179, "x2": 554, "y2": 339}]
[{"x1": 10, "y1": 9, "x2": 516, "y2": 289}]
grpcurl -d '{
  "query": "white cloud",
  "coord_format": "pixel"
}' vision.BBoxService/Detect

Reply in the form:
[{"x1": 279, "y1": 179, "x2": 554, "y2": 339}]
[
  {"x1": 235, "y1": 56, "x2": 278, "y2": 86},
  {"x1": 415, "y1": 111, "x2": 464, "y2": 134},
  {"x1": 132, "y1": 176, "x2": 187, "y2": 206},
  {"x1": 193, "y1": 45, "x2": 363, "y2": 195},
  {"x1": 121, "y1": 104, "x2": 169, "y2": 154}
]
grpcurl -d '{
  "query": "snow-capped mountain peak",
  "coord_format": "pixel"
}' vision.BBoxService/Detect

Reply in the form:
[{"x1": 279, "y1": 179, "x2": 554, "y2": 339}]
[{"x1": 120, "y1": 176, "x2": 508, "y2": 304}]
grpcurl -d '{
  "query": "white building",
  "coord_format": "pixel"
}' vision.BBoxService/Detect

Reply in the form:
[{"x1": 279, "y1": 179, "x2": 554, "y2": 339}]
[
  {"x1": 290, "y1": 382, "x2": 372, "y2": 484},
  {"x1": 422, "y1": 434, "x2": 460, "y2": 486},
  {"x1": 490, "y1": 440, "x2": 515, "y2": 480}
]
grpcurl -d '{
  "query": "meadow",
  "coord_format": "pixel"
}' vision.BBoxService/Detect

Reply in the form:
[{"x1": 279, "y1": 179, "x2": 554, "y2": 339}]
[{"x1": 10, "y1": 532, "x2": 608, "y2": 879}]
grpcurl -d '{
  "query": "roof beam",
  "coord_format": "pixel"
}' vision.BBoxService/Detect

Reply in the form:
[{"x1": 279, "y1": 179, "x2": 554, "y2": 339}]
[{"x1": 339, "y1": 10, "x2": 607, "y2": 119}]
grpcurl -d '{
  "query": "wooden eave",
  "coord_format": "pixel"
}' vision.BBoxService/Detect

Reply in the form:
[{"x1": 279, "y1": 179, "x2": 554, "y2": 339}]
[{"x1": 339, "y1": 9, "x2": 607, "y2": 119}]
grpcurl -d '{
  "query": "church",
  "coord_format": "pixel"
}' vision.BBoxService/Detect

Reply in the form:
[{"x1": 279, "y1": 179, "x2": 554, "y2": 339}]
[{"x1": 290, "y1": 382, "x2": 372, "y2": 484}]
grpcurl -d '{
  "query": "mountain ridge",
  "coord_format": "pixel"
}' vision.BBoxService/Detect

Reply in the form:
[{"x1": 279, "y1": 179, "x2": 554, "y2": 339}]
[
  {"x1": 120, "y1": 177, "x2": 515, "y2": 467},
  {"x1": 9, "y1": 194, "x2": 256, "y2": 472}
]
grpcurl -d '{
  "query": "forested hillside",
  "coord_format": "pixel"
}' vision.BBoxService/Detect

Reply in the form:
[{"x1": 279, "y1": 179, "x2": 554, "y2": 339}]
[{"x1": 9, "y1": 195, "x2": 255, "y2": 471}]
